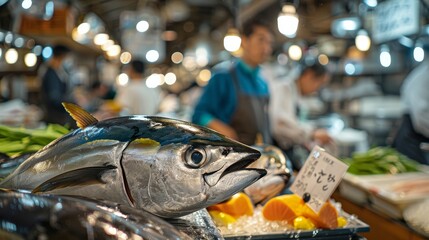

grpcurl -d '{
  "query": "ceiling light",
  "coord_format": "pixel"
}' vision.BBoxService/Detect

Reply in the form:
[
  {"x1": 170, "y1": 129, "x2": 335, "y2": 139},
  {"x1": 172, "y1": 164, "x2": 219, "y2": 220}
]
[
  {"x1": 171, "y1": 52, "x2": 183, "y2": 64},
  {"x1": 223, "y1": 28, "x2": 241, "y2": 52},
  {"x1": 146, "y1": 50, "x2": 159, "y2": 63},
  {"x1": 77, "y1": 23, "x2": 90, "y2": 35},
  {"x1": 106, "y1": 45, "x2": 121, "y2": 57},
  {"x1": 342, "y1": 20, "x2": 359, "y2": 31},
  {"x1": 379, "y1": 45, "x2": 391, "y2": 68},
  {"x1": 165, "y1": 72, "x2": 176, "y2": 85},
  {"x1": 277, "y1": 4, "x2": 299, "y2": 38},
  {"x1": 14, "y1": 37, "x2": 24, "y2": 48},
  {"x1": 5, "y1": 32, "x2": 13, "y2": 44},
  {"x1": 146, "y1": 74, "x2": 161, "y2": 88},
  {"x1": 355, "y1": 30, "x2": 371, "y2": 51},
  {"x1": 44, "y1": 1, "x2": 54, "y2": 20},
  {"x1": 94, "y1": 33, "x2": 109, "y2": 45},
  {"x1": 116, "y1": 73, "x2": 129, "y2": 86},
  {"x1": 33, "y1": 45, "x2": 42, "y2": 55},
  {"x1": 364, "y1": 0, "x2": 377, "y2": 8},
  {"x1": 5, "y1": 48, "x2": 18, "y2": 64},
  {"x1": 21, "y1": 0, "x2": 32, "y2": 9},
  {"x1": 198, "y1": 69, "x2": 211, "y2": 82},
  {"x1": 331, "y1": 17, "x2": 361, "y2": 38},
  {"x1": 413, "y1": 46, "x2": 424, "y2": 62},
  {"x1": 136, "y1": 20, "x2": 149, "y2": 33},
  {"x1": 288, "y1": 44, "x2": 302, "y2": 61},
  {"x1": 24, "y1": 52, "x2": 37, "y2": 67},
  {"x1": 120, "y1": 51, "x2": 132, "y2": 64},
  {"x1": 318, "y1": 54, "x2": 329, "y2": 65},
  {"x1": 42, "y1": 46, "x2": 52, "y2": 59},
  {"x1": 101, "y1": 40, "x2": 114, "y2": 51},
  {"x1": 344, "y1": 62, "x2": 356, "y2": 75},
  {"x1": 413, "y1": 42, "x2": 424, "y2": 62}
]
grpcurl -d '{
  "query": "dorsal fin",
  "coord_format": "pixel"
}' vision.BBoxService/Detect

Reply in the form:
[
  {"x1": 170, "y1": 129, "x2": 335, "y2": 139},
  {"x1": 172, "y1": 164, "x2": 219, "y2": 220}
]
[{"x1": 62, "y1": 102, "x2": 98, "y2": 129}]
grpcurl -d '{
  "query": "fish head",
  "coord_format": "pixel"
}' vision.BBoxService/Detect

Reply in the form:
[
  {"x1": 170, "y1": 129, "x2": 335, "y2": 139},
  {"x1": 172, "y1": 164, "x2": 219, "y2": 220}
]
[{"x1": 120, "y1": 117, "x2": 265, "y2": 218}]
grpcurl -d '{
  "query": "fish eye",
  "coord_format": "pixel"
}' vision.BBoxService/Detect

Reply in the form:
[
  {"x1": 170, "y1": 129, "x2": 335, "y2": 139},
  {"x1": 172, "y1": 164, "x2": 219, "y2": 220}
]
[{"x1": 185, "y1": 146, "x2": 208, "y2": 168}]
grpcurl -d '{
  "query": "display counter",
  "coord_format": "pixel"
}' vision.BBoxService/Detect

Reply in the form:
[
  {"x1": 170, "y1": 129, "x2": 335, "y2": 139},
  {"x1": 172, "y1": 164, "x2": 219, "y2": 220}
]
[{"x1": 333, "y1": 192, "x2": 427, "y2": 240}]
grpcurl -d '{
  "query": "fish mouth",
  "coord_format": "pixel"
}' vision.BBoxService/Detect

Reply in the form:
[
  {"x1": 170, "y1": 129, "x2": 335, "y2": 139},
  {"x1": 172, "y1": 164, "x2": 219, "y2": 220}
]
[
  {"x1": 218, "y1": 153, "x2": 266, "y2": 181},
  {"x1": 203, "y1": 149, "x2": 267, "y2": 196}
]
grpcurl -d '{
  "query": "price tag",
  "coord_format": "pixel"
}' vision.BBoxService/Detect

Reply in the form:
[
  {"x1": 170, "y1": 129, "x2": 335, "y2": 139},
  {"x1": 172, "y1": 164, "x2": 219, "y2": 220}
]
[{"x1": 290, "y1": 146, "x2": 349, "y2": 212}]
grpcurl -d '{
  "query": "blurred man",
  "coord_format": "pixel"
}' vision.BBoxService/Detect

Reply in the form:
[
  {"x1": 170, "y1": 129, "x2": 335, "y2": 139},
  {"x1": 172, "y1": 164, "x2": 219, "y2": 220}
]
[
  {"x1": 115, "y1": 59, "x2": 160, "y2": 115},
  {"x1": 40, "y1": 44, "x2": 74, "y2": 125},
  {"x1": 192, "y1": 18, "x2": 274, "y2": 145},
  {"x1": 393, "y1": 60, "x2": 429, "y2": 164},
  {"x1": 270, "y1": 62, "x2": 332, "y2": 169}
]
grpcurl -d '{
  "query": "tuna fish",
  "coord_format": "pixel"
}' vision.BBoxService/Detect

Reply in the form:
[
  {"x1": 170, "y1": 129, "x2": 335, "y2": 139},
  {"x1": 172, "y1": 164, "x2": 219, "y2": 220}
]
[
  {"x1": 0, "y1": 103, "x2": 265, "y2": 218},
  {"x1": 0, "y1": 189, "x2": 190, "y2": 240}
]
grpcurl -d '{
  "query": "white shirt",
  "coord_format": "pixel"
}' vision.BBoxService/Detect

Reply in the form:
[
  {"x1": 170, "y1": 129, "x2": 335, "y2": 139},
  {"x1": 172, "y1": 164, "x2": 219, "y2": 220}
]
[
  {"x1": 116, "y1": 79, "x2": 160, "y2": 115},
  {"x1": 269, "y1": 79, "x2": 314, "y2": 149},
  {"x1": 401, "y1": 61, "x2": 429, "y2": 137}
]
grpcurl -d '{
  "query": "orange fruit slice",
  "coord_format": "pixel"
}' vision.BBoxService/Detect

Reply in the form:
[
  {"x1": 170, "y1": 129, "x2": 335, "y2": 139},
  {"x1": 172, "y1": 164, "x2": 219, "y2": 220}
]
[
  {"x1": 207, "y1": 192, "x2": 254, "y2": 218},
  {"x1": 262, "y1": 194, "x2": 303, "y2": 223},
  {"x1": 262, "y1": 194, "x2": 339, "y2": 229},
  {"x1": 313, "y1": 201, "x2": 338, "y2": 229}
]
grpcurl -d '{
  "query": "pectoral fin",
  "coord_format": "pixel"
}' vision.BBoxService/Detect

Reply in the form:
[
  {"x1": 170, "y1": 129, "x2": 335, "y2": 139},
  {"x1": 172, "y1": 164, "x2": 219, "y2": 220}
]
[{"x1": 32, "y1": 165, "x2": 116, "y2": 193}]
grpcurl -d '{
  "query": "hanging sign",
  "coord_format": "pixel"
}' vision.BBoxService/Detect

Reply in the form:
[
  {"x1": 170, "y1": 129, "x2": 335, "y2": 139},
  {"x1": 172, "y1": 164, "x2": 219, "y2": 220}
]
[
  {"x1": 290, "y1": 146, "x2": 349, "y2": 212},
  {"x1": 372, "y1": 0, "x2": 419, "y2": 44}
]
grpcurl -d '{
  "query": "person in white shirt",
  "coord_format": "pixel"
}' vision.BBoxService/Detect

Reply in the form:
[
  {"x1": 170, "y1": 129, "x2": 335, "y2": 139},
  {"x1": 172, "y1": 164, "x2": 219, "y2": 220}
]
[
  {"x1": 115, "y1": 59, "x2": 160, "y2": 115},
  {"x1": 393, "y1": 60, "x2": 429, "y2": 164},
  {"x1": 269, "y1": 62, "x2": 332, "y2": 169}
]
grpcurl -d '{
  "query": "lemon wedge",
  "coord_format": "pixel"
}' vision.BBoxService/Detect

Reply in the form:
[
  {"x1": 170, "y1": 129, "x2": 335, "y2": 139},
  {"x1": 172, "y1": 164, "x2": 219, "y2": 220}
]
[
  {"x1": 337, "y1": 216, "x2": 347, "y2": 227},
  {"x1": 293, "y1": 216, "x2": 316, "y2": 230},
  {"x1": 209, "y1": 210, "x2": 237, "y2": 226}
]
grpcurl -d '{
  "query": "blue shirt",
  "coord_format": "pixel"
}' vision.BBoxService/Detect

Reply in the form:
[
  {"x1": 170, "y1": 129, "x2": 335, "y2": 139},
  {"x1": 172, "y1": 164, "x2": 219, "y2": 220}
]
[{"x1": 192, "y1": 59, "x2": 270, "y2": 126}]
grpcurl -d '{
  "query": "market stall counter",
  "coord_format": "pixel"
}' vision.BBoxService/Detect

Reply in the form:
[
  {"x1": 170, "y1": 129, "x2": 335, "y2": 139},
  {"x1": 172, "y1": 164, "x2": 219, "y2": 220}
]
[
  {"x1": 333, "y1": 192, "x2": 427, "y2": 240},
  {"x1": 335, "y1": 147, "x2": 429, "y2": 239}
]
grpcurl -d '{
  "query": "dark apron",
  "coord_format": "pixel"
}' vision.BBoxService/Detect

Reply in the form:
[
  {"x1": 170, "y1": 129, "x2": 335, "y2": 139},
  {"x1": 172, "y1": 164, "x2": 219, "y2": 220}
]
[
  {"x1": 392, "y1": 114, "x2": 429, "y2": 164},
  {"x1": 229, "y1": 66, "x2": 272, "y2": 146}
]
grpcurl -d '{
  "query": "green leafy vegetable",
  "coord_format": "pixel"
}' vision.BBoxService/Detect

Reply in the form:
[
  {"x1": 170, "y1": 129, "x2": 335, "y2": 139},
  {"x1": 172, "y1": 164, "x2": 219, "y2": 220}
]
[
  {"x1": 342, "y1": 147, "x2": 420, "y2": 175},
  {"x1": 0, "y1": 124, "x2": 69, "y2": 157}
]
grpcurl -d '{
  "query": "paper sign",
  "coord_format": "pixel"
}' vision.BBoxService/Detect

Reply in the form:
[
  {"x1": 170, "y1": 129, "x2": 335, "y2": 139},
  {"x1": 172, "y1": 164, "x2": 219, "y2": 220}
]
[
  {"x1": 290, "y1": 146, "x2": 349, "y2": 212},
  {"x1": 372, "y1": 0, "x2": 419, "y2": 43}
]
